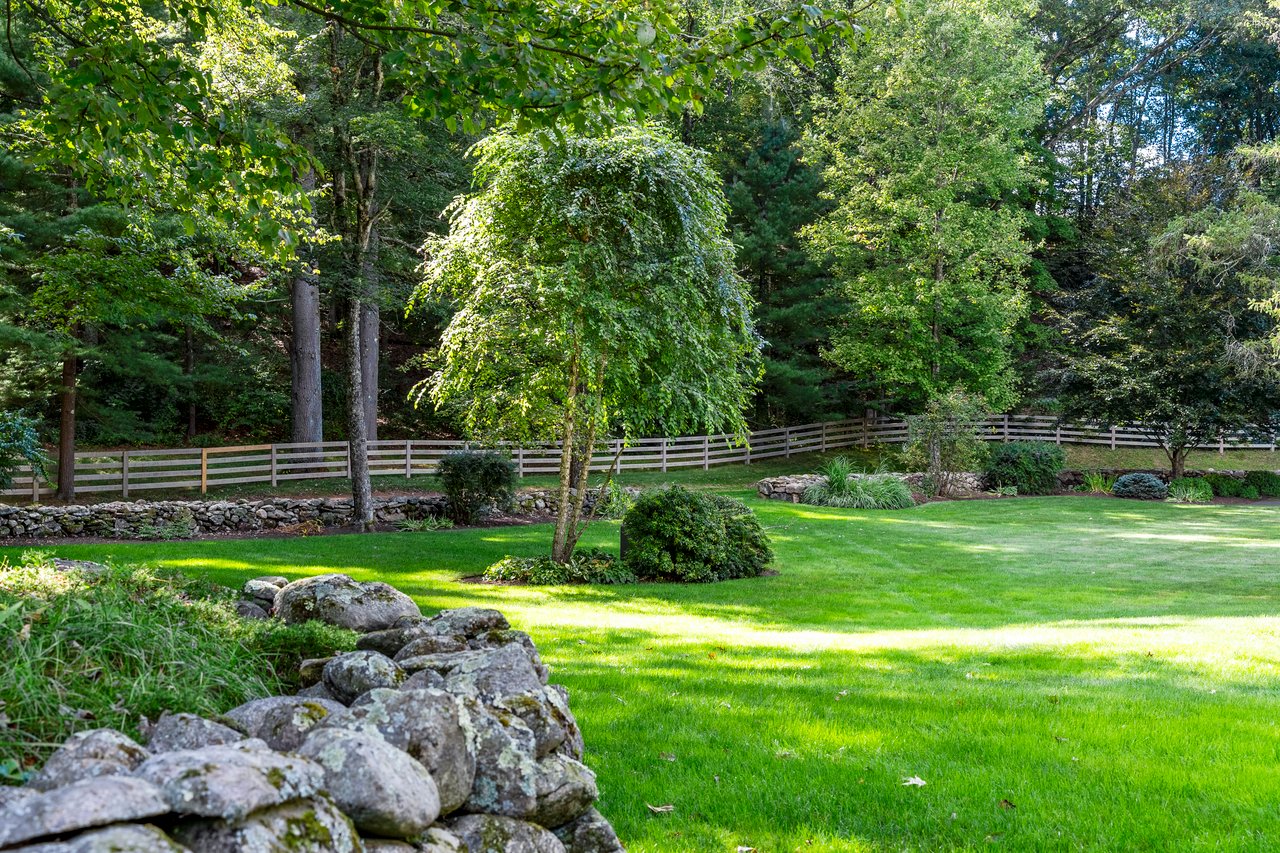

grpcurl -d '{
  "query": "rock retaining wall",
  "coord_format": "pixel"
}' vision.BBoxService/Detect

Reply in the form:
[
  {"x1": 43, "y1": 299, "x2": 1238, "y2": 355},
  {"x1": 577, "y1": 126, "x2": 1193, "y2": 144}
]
[
  {"x1": 0, "y1": 487, "x2": 639, "y2": 541},
  {"x1": 0, "y1": 571, "x2": 623, "y2": 853},
  {"x1": 756, "y1": 472, "x2": 985, "y2": 501}
]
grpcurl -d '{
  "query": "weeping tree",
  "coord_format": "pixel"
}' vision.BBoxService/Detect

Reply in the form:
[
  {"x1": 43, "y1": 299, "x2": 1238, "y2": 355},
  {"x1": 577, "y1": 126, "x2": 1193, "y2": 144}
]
[{"x1": 417, "y1": 127, "x2": 761, "y2": 562}]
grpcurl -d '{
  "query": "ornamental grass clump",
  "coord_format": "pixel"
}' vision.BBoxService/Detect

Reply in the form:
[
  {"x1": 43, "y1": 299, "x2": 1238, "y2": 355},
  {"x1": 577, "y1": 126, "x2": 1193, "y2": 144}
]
[
  {"x1": 0, "y1": 555, "x2": 355, "y2": 774},
  {"x1": 1166, "y1": 477, "x2": 1213, "y2": 504},
  {"x1": 803, "y1": 457, "x2": 915, "y2": 510}
]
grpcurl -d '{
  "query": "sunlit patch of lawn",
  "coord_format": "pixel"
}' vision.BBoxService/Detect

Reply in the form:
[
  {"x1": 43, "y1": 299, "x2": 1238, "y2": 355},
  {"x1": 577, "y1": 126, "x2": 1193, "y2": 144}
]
[{"x1": 5, "y1": 496, "x2": 1279, "y2": 851}]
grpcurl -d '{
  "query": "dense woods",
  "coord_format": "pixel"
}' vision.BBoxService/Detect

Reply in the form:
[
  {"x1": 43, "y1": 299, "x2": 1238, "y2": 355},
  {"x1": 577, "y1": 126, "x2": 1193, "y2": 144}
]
[{"x1": 3, "y1": 0, "x2": 1280, "y2": 494}]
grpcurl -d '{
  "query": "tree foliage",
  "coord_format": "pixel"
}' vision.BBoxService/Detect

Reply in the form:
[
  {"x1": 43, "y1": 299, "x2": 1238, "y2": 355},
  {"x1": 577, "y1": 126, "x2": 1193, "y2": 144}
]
[
  {"x1": 804, "y1": 0, "x2": 1048, "y2": 411},
  {"x1": 1052, "y1": 157, "x2": 1280, "y2": 478},
  {"x1": 418, "y1": 126, "x2": 761, "y2": 559}
]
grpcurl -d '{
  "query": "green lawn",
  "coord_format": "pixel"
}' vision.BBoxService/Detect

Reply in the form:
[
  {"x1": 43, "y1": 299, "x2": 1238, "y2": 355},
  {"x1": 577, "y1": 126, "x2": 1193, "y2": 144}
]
[{"x1": 4, "y1": 496, "x2": 1279, "y2": 851}]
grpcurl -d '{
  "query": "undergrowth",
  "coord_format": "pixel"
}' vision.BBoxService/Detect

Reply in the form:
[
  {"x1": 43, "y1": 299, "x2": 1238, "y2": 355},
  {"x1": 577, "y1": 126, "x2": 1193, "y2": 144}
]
[{"x1": 0, "y1": 554, "x2": 356, "y2": 779}]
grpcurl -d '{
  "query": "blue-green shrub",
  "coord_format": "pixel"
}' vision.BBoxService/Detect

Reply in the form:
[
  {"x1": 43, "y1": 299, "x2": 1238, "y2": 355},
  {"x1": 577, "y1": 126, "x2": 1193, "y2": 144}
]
[
  {"x1": 984, "y1": 441, "x2": 1065, "y2": 495},
  {"x1": 1112, "y1": 472, "x2": 1168, "y2": 500}
]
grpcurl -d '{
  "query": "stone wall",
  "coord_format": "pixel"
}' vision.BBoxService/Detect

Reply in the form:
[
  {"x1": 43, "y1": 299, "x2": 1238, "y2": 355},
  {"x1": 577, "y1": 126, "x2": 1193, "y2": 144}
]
[
  {"x1": 0, "y1": 487, "x2": 641, "y2": 541},
  {"x1": 756, "y1": 472, "x2": 985, "y2": 502},
  {"x1": 0, "y1": 572, "x2": 622, "y2": 853}
]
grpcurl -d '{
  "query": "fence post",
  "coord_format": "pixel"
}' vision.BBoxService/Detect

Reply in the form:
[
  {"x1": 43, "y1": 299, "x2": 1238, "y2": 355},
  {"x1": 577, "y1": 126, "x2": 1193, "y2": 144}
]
[
  {"x1": 821, "y1": 422, "x2": 828, "y2": 453},
  {"x1": 404, "y1": 440, "x2": 412, "y2": 479},
  {"x1": 200, "y1": 448, "x2": 209, "y2": 494},
  {"x1": 31, "y1": 469, "x2": 39, "y2": 504},
  {"x1": 516, "y1": 446, "x2": 524, "y2": 477},
  {"x1": 1219, "y1": 433, "x2": 1225, "y2": 455},
  {"x1": 121, "y1": 451, "x2": 129, "y2": 499},
  {"x1": 861, "y1": 410, "x2": 872, "y2": 449},
  {"x1": 271, "y1": 446, "x2": 279, "y2": 487},
  {"x1": 702, "y1": 435, "x2": 709, "y2": 470},
  {"x1": 1110, "y1": 426, "x2": 1116, "y2": 451},
  {"x1": 1055, "y1": 425, "x2": 1061, "y2": 445},
  {"x1": 784, "y1": 428, "x2": 791, "y2": 459},
  {"x1": 661, "y1": 438, "x2": 668, "y2": 473},
  {"x1": 1003, "y1": 414, "x2": 1010, "y2": 442}
]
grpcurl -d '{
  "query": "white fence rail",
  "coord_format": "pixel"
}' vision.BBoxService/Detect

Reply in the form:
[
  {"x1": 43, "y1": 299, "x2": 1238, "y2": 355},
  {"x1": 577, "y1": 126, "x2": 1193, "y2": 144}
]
[{"x1": 3, "y1": 414, "x2": 1275, "y2": 501}]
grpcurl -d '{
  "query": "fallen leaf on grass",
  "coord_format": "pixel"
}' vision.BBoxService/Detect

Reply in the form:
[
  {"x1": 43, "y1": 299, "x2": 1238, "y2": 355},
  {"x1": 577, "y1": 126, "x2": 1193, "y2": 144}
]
[
  {"x1": 999, "y1": 799, "x2": 1016, "y2": 810},
  {"x1": 659, "y1": 752, "x2": 676, "y2": 762},
  {"x1": 646, "y1": 803, "x2": 675, "y2": 814},
  {"x1": 902, "y1": 776, "x2": 927, "y2": 787}
]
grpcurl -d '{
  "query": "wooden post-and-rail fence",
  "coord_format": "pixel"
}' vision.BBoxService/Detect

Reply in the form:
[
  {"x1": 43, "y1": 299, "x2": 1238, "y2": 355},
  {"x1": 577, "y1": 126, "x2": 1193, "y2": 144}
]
[{"x1": 2, "y1": 415, "x2": 1276, "y2": 502}]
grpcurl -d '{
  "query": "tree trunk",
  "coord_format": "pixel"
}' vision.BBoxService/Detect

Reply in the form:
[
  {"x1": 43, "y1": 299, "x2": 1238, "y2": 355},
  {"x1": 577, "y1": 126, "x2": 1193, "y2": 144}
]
[
  {"x1": 346, "y1": 297, "x2": 373, "y2": 530},
  {"x1": 359, "y1": 228, "x2": 380, "y2": 442},
  {"x1": 56, "y1": 351, "x2": 77, "y2": 502},
  {"x1": 291, "y1": 169, "x2": 324, "y2": 445},
  {"x1": 1167, "y1": 445, "x2": 1188, "y2": 480},
  {"x1": 551, "y1": 355, "x2": 581, "y2": 564}
]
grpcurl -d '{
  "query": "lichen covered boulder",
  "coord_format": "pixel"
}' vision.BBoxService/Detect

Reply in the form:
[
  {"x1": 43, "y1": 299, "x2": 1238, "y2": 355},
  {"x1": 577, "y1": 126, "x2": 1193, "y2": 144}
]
[
  {"x1": 145, "y1": 713, "x2": 245, "y2": 753},
  {"x1": 553, "y1": 807, "x2": 625, "y2": 853},
  {"x1": 319, "y1": 687, "x2": 476, "y2": 815},
  {"x1": 170, "y1": 794, "x2": 361, "y2": 853},
  {"x1": 447, "y1": 814, "x2": 566, "y2": 853},
  {"x1": 27, "y1": 729, "x2": 149, "y2": 792},
  {"x1": 134, "y1": 741, "x2": 324, "y2": 820},
  {"x1": 298, "y1": 727, "x2": 441, "y2": 838},
  {"x1": 323, "y1": 650, "x2": 406, "y2": 703},
  {"x1": 222, "y1": 696, "x2": 345, "y2": 750},
  {"x1": 8, "y1": 823, "x2": 189, "y2": 853},
  {"x1": 0, "y1": 777, "x2": 169, "y2": 848},
  {"x1": 274, "y1": 573, "x2": 420, "y2": 632}
]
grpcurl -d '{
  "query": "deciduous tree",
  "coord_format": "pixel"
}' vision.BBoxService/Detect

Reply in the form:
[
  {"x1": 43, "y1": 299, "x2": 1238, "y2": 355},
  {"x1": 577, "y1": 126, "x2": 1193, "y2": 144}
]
[{"x1": 418, "y1": 127, "x2": 761, "y2": 562}]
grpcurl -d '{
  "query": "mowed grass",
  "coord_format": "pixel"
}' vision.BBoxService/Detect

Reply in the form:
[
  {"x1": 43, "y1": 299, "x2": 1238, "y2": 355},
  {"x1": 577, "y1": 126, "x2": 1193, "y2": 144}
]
[{"x1": 4, "y1": 496, "x2": 1280, "y2": 851}]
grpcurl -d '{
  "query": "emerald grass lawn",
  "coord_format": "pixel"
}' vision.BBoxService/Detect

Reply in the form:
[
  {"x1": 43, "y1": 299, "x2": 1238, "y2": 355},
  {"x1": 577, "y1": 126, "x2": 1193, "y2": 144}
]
[{"x1": 4, "y1": 496, "x2": 1279, "y2": 851}]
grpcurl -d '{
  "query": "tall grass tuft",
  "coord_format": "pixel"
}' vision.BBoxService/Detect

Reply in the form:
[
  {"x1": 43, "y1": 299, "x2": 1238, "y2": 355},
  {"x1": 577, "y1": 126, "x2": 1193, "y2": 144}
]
[
  {"x1": 803, "y1": 458, "x2": 915, "y2": 510},
  {"x1": 0, "y1": 555, "x2": 356, "y2": 778}
]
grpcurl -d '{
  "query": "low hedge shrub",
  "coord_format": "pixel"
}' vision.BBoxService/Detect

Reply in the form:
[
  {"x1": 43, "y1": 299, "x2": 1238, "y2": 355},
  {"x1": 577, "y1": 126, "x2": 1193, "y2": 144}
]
[
  {"x1": 620, "y1": 487, "x2": 773, "y2": 582},
  {"x1": 437, "y1": 449, "x2": 516, "y2": 524},
  {"x1": 1202, "y1": 473, "x2": 1246, "y2": 498},
  {"x1": 1112, "y1": 472, "x2": 1168, "y2": 500},
  {"x1": 1243, "y1": 470, "x2": 1280, "y2": 498},
  {"x1": 984, "y1": 441, "x2": 1065, "y2": 495}
]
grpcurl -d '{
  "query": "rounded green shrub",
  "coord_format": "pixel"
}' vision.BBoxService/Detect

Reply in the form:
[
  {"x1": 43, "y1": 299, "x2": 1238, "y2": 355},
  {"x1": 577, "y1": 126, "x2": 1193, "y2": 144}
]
[
  {"x1": 1202, "y1": 473, "x2": 1246, "y2": 498},
  {"x1": 437, "y1": 449, "x2": 516, "y2": 524},
  {"x1": 1242, "y1": 470, "x2": 1280, "y2": 498},
  {"x1": 984, "y1": 441, "x2": 1065, "y2": 495},
  {"x1": 1112, "y1": 472, "x2": 1168, "y2": 500},
  {"x1": 620, "y1": 487, "x2": 773, "y2": 582}
]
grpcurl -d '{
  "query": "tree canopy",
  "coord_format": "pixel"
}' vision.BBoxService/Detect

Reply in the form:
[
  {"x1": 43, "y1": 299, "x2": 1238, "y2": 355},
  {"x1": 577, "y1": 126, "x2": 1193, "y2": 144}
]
[{"x1": 418, "y1": 126, "x2": 760, "y2": 559}]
